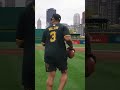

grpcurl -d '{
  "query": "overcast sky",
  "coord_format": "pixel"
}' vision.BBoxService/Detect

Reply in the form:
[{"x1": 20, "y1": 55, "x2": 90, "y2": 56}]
[{"x1": 35, "y1": 0, "x2": 85, "y2": 29}]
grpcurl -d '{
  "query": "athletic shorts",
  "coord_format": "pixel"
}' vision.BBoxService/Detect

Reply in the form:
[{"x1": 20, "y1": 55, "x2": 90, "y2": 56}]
[{"x1": 45, "y1": 56, "x2": 68, "y2": 73}]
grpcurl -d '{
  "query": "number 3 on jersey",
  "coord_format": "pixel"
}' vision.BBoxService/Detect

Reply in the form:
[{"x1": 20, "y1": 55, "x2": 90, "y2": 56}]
[{"x1": 50, "y1": 31, "x2": 56, "y2": 42}]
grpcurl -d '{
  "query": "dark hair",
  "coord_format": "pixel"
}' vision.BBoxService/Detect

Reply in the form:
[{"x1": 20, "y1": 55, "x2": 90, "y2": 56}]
[{"x1": 51, "y1": 14, "x2": 61, "y2": 21}]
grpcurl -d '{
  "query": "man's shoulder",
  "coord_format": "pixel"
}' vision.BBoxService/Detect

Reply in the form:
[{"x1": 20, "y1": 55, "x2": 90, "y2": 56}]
[
  {"x1": 45, "y1": 26, "x2": 51, "y2": 32},
  {"x1": 59, "y1": 24, "x2": 69, "y2": 30},
  {"x1": 59, "y1": 23, "x2": 64, "y2": 27},
  {"x1": 58, "y1": 23, "x2": 67, "y2": 29},
  {"x1": 46, "y1": 25, "x2": 53, "y2": 29}
]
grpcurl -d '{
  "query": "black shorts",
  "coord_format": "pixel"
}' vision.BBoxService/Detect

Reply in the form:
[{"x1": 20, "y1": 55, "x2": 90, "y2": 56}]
[{"x1": 45, "y1": 56, "x2": 68, "y2": 73}]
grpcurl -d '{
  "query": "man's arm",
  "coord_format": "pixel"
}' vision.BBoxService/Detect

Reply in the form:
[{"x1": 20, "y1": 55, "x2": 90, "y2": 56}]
[
  {"x1": 41, "y1": 30, "x2": 46, "y2": 46},
  {"x1": 64, "y1": 35, "x2": 73, "y2": 48},
  {"x1": 85, "y1": 32, "x2": 96, "y2": 62},
  {"x1": 63, "y1": 26, "x2": 73, "y2": 48}
]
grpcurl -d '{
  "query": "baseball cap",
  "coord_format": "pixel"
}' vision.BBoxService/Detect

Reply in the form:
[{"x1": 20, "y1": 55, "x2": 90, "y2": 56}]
[{"x1": 51, "y1": 14, "x2": 61, "y2": 21}]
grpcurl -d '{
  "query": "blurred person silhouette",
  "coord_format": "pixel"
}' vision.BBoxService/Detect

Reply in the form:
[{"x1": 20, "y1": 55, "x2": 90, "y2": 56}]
[
  {"x1": 16, "y1": 1, "x2": 35, "y2": 90},
  {"x1": 85, "y1": 32, "x2": 96, "y2": 77}
]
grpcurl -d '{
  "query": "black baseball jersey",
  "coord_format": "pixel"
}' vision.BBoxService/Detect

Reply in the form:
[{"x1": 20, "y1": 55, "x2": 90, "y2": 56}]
[{"x1": 42, "y1": 23, "x2": 70, "y2": 62}]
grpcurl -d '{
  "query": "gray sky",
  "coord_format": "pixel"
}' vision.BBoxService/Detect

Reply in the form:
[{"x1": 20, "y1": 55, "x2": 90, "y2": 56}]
[{"x1": 35, "y1": 0, "x2": 85, "y2": 29}]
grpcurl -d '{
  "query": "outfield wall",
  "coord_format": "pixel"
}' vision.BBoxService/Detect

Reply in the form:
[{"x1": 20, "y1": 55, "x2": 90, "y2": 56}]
[
  {"x1": 35, "y1": 29, "x2": 45, "y2": 43},
  {"x1": 0, "y1": 8, "x2": 25, "y2": 42},
  {"x1": 0, "y1": 30, "x2": 16, "y2": 42},
  {"x1": 35, "y1": 29, "x2": 85, "y2": 44},
  {"x1": 90, "y1": 32, "x2": 120, "y2": 43}
]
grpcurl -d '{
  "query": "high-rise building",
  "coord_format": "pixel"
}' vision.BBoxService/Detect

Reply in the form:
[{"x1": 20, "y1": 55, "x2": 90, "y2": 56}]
[
  {"x1": 37, "y1": 18, "x2": 41, "y2": 29},
  {"x1": 46, "y1": 8, "x2": 56, "y2": 27},
  {"x1": 86, "y1": 0, "x2": 99, "y2": 15},
  {"x1": 5, "y1": 0, "x2": 15, "y2": 7},
  {"x1": 73, "y1": 13, "x2": 80, "y2": 26},
  {"x1": 25, "y1": 0, "x2": 33, "y2": 6},
  {"x1": 86, "y1": 0, "x2": 120, "y2": 24},
  {"x1": 0, "y1": 0, "x2": 26, "y2": 7},
  {"x1": 99, "y1": 0, "x2": 120, "y2": 24},
  {"x1": 77, "y1": 24, "x2": 85, "y2": 36},
  {"x1": 0, "y1": 0, "x2": 4, "y2": 7},
  {"x1": 15, "y1": 0, "x2": 26, "y2": 7},
  {"x1": 0, "y1": 1, "x2": 2, "y2": 7},
  {"x1": 82, "y1": 11, "x2": 85, "y2": 24},
  {"x1": 73, "y1": 13, "x2": 80, "y2": 34}
]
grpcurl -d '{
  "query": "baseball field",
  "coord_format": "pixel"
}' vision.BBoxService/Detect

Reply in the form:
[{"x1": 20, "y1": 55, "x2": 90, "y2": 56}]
[
  {"x1": 86, "y1": 43, "x2": 120, "y2": 90},
  {"x1": 0, "y1": 42, "x2": 23, "y2": 90},
  {"x1": 0, "y1": 42, "x2": 120, "y2": 90},
  {"x1": 35, "y1": 44, "x2": 85, "y2": 90}
]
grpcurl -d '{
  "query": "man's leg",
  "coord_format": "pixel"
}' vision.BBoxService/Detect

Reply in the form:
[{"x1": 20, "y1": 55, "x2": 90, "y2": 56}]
[
  {"x1": 58, "y1": 70, "x2": 68, "y2": 90},
  {"x1": 57, "y1": 58, "x2": 68, "y2": 90},
  {"x1": 46, "y1": 71, "x2": 56, "y2": 90},
  {"x1": 45, "y1": 62, "x2": 56, "y2": 90}
]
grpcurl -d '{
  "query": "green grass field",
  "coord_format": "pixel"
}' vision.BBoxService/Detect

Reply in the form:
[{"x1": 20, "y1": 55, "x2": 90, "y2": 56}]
[
  {"x1": 0, "y1": 55, "x2": 23, "y2": 90},
  {"x1": 1, "y1": 42, "x2": 120, "y2": 90},
  {"x1": 87, "y1": 43, "x2": 120, "y2": 90},
  {"x1": 86, "y1": 59, "x2": 120, "y2": 90},
  {"x1": 0, "y1": 42, "x2": 18, "y2": 49},
  {"x1": 35, "y1": 49, "x2": 85, "y2": 90},
  {"x1": 0, "y1": 42, "x2": 23, "y2": 90},
  {"x1": 35, "y1": 44, "x2": 85, "y2": 48}
]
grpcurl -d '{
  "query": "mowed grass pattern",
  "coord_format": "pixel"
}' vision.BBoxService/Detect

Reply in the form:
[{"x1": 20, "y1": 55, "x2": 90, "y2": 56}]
[
  {"x1": 0, "y1": 55, "x2": 23, "y2": 90},
  {"x1": 35, "y1": 44, "x2": 85, "y2": 48},
  {"x1": 86, "y1": 60, "x2": 120, "y2": 90},
  {"x1": 35, "y1": 50, "x2": 85, "y2": 90}
]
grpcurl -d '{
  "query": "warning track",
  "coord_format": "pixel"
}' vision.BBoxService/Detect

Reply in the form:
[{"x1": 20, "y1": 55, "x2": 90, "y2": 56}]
[
  {"x1": 0, "y1": 47, "x2": 120, "y2": 61},
  {"x1": 93, "y1": 50, "x2": 120, "y2": 60},
  {"x1": 35, "y1": 46, "x2": 85, "y2": 52},
  {"x1": 0, "y1": 49, "x2": 23, "y2": 55}
]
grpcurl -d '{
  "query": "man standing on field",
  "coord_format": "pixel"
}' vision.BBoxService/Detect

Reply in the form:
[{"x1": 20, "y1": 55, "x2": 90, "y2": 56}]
[{"x1": 41, "y1": 14, "x2": 74, "y2": 90}]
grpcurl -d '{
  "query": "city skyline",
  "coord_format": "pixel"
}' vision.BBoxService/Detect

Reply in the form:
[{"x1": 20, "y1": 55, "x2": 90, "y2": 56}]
[
  {"x1": 36, "y1": 11, "x2": 84, "y2": 29},
  {"x1": 35, "y1": 0, "x2": 85, "y2": 29},
  {"x1": 86, "y1": 0, "x2": 120, "y2": 24},
  {"x1": 37, "y1": 18, "x2": 41, "y2": 29},
  {"x1": 5, "y1": 0, "x2": 15, "y2": 7},
  {"x1": 46, "y1": 8, "x2": 56, "y2": 27},
  {"x1": 0, "y1": 0, "x2": 33, "y2": 7},
  {"x1": 73, "y1": 13, "x2": 80, "y2": 26},
  {"x1": 0, "y1": 1, "x2": 2, "y2": 7},
  {"x1": 81, "y1": 11, "x2": 85, "y2": 24}
]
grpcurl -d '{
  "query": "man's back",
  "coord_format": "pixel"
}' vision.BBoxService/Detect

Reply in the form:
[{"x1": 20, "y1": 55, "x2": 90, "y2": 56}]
[{"x1": 43, "y1": 23, "x2": 67, "y2": 57}]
